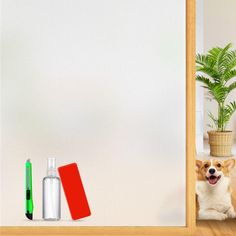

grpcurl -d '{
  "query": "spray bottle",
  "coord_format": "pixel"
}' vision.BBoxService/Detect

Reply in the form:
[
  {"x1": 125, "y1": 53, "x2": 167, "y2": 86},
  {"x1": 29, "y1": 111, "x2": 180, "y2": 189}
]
[{"x1": 42, "y1": 157, "x2": 61, "y2": 220}]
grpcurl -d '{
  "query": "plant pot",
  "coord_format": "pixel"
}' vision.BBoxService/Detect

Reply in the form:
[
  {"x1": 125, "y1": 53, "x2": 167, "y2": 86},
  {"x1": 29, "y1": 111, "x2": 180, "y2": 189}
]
[{"x1": 208, "y1": 131, "x2": 234, "y2": 157}]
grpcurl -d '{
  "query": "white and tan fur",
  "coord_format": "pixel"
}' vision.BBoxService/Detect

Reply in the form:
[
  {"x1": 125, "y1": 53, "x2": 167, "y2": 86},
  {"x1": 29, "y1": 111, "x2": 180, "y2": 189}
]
[{"x1": 196, "y1": 158, "x2": 236, "y2": 220}]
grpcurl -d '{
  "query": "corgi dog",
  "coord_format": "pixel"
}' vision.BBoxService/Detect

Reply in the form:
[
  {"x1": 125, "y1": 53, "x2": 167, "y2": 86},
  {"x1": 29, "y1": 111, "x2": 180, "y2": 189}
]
[{"x1": 196, "y1": 158, "x2": 236, "y2": 220}]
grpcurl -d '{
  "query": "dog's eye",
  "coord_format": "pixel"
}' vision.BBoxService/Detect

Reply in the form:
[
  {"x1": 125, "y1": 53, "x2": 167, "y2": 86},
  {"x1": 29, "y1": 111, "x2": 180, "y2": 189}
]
[
  {"x1": 217, "y1": 163, "x2": 221, "y2": 168},
  {"x1": 204, "y1": 164, "x2": 209, "y2": 168}
]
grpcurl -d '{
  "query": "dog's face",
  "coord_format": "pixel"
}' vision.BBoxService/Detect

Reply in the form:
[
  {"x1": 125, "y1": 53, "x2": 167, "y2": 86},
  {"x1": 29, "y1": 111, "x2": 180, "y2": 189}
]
[{"x1": 196, "y1": 159, "x2": 235, "y2": 185}]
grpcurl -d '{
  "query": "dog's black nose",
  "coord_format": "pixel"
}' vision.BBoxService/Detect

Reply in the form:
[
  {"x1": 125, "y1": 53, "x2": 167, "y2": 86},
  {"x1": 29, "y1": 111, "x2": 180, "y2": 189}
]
[{"x1": 209, "y1": 168, "x2": 215, "y2": 174}]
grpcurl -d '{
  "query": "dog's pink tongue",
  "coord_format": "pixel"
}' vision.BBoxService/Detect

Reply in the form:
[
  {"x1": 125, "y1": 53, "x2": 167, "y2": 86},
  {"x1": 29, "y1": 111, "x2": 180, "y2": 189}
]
[{"x1": 209, "y1": 177, "x2": 217, "y2": 185}]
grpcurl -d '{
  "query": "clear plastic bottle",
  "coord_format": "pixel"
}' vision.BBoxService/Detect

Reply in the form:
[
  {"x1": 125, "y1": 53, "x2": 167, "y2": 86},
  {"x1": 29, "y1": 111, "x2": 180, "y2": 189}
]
[{"x1": 42, "y1": 157, "x2": 61, "y2": 220}]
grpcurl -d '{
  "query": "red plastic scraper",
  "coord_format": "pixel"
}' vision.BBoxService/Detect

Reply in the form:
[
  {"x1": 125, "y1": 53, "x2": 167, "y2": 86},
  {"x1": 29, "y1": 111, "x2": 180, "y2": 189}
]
[{"x1": 58, "y1": 163, "x2": 91, "y2": 220}]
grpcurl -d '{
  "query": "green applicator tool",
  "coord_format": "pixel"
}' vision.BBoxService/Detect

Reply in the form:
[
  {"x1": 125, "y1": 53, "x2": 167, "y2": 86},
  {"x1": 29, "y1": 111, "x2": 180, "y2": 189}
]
[{"x1": 25, "y1": 159, "x2": 34, "y2": 220}]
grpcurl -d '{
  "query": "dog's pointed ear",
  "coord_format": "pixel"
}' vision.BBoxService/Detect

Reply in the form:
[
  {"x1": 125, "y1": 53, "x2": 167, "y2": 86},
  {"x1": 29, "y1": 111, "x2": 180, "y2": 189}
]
[
  {"x1": 196, "y1": 160, "x2": 202, "y2": 171},
  {"x1": 224, "y1": 159, "x2": 235, "y2": 171}
]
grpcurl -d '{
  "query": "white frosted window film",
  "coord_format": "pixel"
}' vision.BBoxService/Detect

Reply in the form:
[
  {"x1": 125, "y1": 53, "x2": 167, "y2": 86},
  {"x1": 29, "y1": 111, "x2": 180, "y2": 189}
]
[{"x1": 1, "y1": 0, "x2": 186, "y2": 226}]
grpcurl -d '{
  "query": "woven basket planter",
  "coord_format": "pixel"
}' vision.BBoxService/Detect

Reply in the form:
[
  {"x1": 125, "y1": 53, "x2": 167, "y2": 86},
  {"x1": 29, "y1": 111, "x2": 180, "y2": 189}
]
[{"x1": 208, "y1": 131, "x2": 234, "y2": 157}]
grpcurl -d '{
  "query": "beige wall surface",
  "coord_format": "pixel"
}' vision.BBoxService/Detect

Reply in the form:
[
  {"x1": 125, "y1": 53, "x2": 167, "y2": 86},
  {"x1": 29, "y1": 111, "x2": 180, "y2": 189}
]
[{"x1": 204, "y1": 0, "x2": 236, "y2": 139}]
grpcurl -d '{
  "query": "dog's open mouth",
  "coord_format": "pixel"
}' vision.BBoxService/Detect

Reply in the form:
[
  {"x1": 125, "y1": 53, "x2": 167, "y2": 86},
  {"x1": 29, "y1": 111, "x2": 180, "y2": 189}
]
[{"x1": 206, "y1": 175, "x2": 221, "y2": 185}]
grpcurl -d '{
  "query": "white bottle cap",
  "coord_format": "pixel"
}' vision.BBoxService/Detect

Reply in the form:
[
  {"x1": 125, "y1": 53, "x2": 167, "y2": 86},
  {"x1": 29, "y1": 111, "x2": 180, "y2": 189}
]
[{"x1": 47, "y1": 157, "x2": 57, "y2": 176}]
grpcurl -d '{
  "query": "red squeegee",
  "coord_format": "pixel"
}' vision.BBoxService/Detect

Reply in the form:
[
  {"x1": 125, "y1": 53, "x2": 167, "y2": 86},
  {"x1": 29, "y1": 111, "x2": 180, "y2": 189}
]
[{"x1": 58, "y1": 163, "x2": 91, "y2": 220}]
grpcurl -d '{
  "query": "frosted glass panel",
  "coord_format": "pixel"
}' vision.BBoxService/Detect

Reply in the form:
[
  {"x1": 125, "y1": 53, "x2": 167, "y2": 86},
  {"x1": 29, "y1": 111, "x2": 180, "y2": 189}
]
[{"x1": 1, "y1": 0, "x2": 186, "y2": 226}]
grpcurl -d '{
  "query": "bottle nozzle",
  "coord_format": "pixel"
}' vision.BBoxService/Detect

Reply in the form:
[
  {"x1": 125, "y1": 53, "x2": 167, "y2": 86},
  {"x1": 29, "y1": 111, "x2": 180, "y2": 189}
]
[{"x1": 47, "y1": 157, "x2": 57, "y2": 176}]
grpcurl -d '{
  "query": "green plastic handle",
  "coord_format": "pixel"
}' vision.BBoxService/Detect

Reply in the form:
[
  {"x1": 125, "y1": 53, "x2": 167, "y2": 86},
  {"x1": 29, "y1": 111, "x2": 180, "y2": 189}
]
[{"x1": 25, "y1": 160, "x2": 33, "y2": 220}]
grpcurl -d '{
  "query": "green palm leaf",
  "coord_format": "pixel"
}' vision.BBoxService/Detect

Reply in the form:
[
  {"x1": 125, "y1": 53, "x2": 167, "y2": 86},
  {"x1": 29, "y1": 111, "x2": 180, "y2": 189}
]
[
  {"x1": 223, "y1": 69, "x2": 236, "y2": 82},
  {"x1": 221, "y1": 51, "x2": 236, "y2": 75},
  {"x1": 208, "y1": 111, "x2": 218, "y2": 130},
  {"x1": 227, "y1": 81, "x2": 236, "y2": 93},
  {"x1": 216, "y1": 43, "x2": 232, "y2": 74},
  {"x1": 208, "y1": 84, "x2": 227, "y2": 103},
  {"x1": 196, "y1": 75, "x2": 213, "y2": 88},
  {"x1": 222, "y1": 102, "x2": 236, "y2": 129}
]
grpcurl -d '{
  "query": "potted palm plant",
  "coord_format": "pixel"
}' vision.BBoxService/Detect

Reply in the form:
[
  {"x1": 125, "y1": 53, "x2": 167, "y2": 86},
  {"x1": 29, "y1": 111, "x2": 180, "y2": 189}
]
[{"x1": 196, "y1": 43, "x2": 236, "y2": 157}]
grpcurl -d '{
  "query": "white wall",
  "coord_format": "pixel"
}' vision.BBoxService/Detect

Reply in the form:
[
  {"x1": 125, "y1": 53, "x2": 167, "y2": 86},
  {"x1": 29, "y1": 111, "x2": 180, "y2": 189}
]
[
  {"x1": 1, "y1": 0, "x2": 186, "y2": 226},
  {"x1": 196, "y1": 0, "x2": 204, "y2": 153},
  {"x1": 204, "y1": 0, "x2": 236, "y2": 139}
]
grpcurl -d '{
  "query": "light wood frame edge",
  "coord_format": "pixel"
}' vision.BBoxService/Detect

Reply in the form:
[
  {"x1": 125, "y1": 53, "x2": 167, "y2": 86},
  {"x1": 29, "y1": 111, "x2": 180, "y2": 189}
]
[{"x1": 0, "y1": 0, "x2": 196, "y2": 235}]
